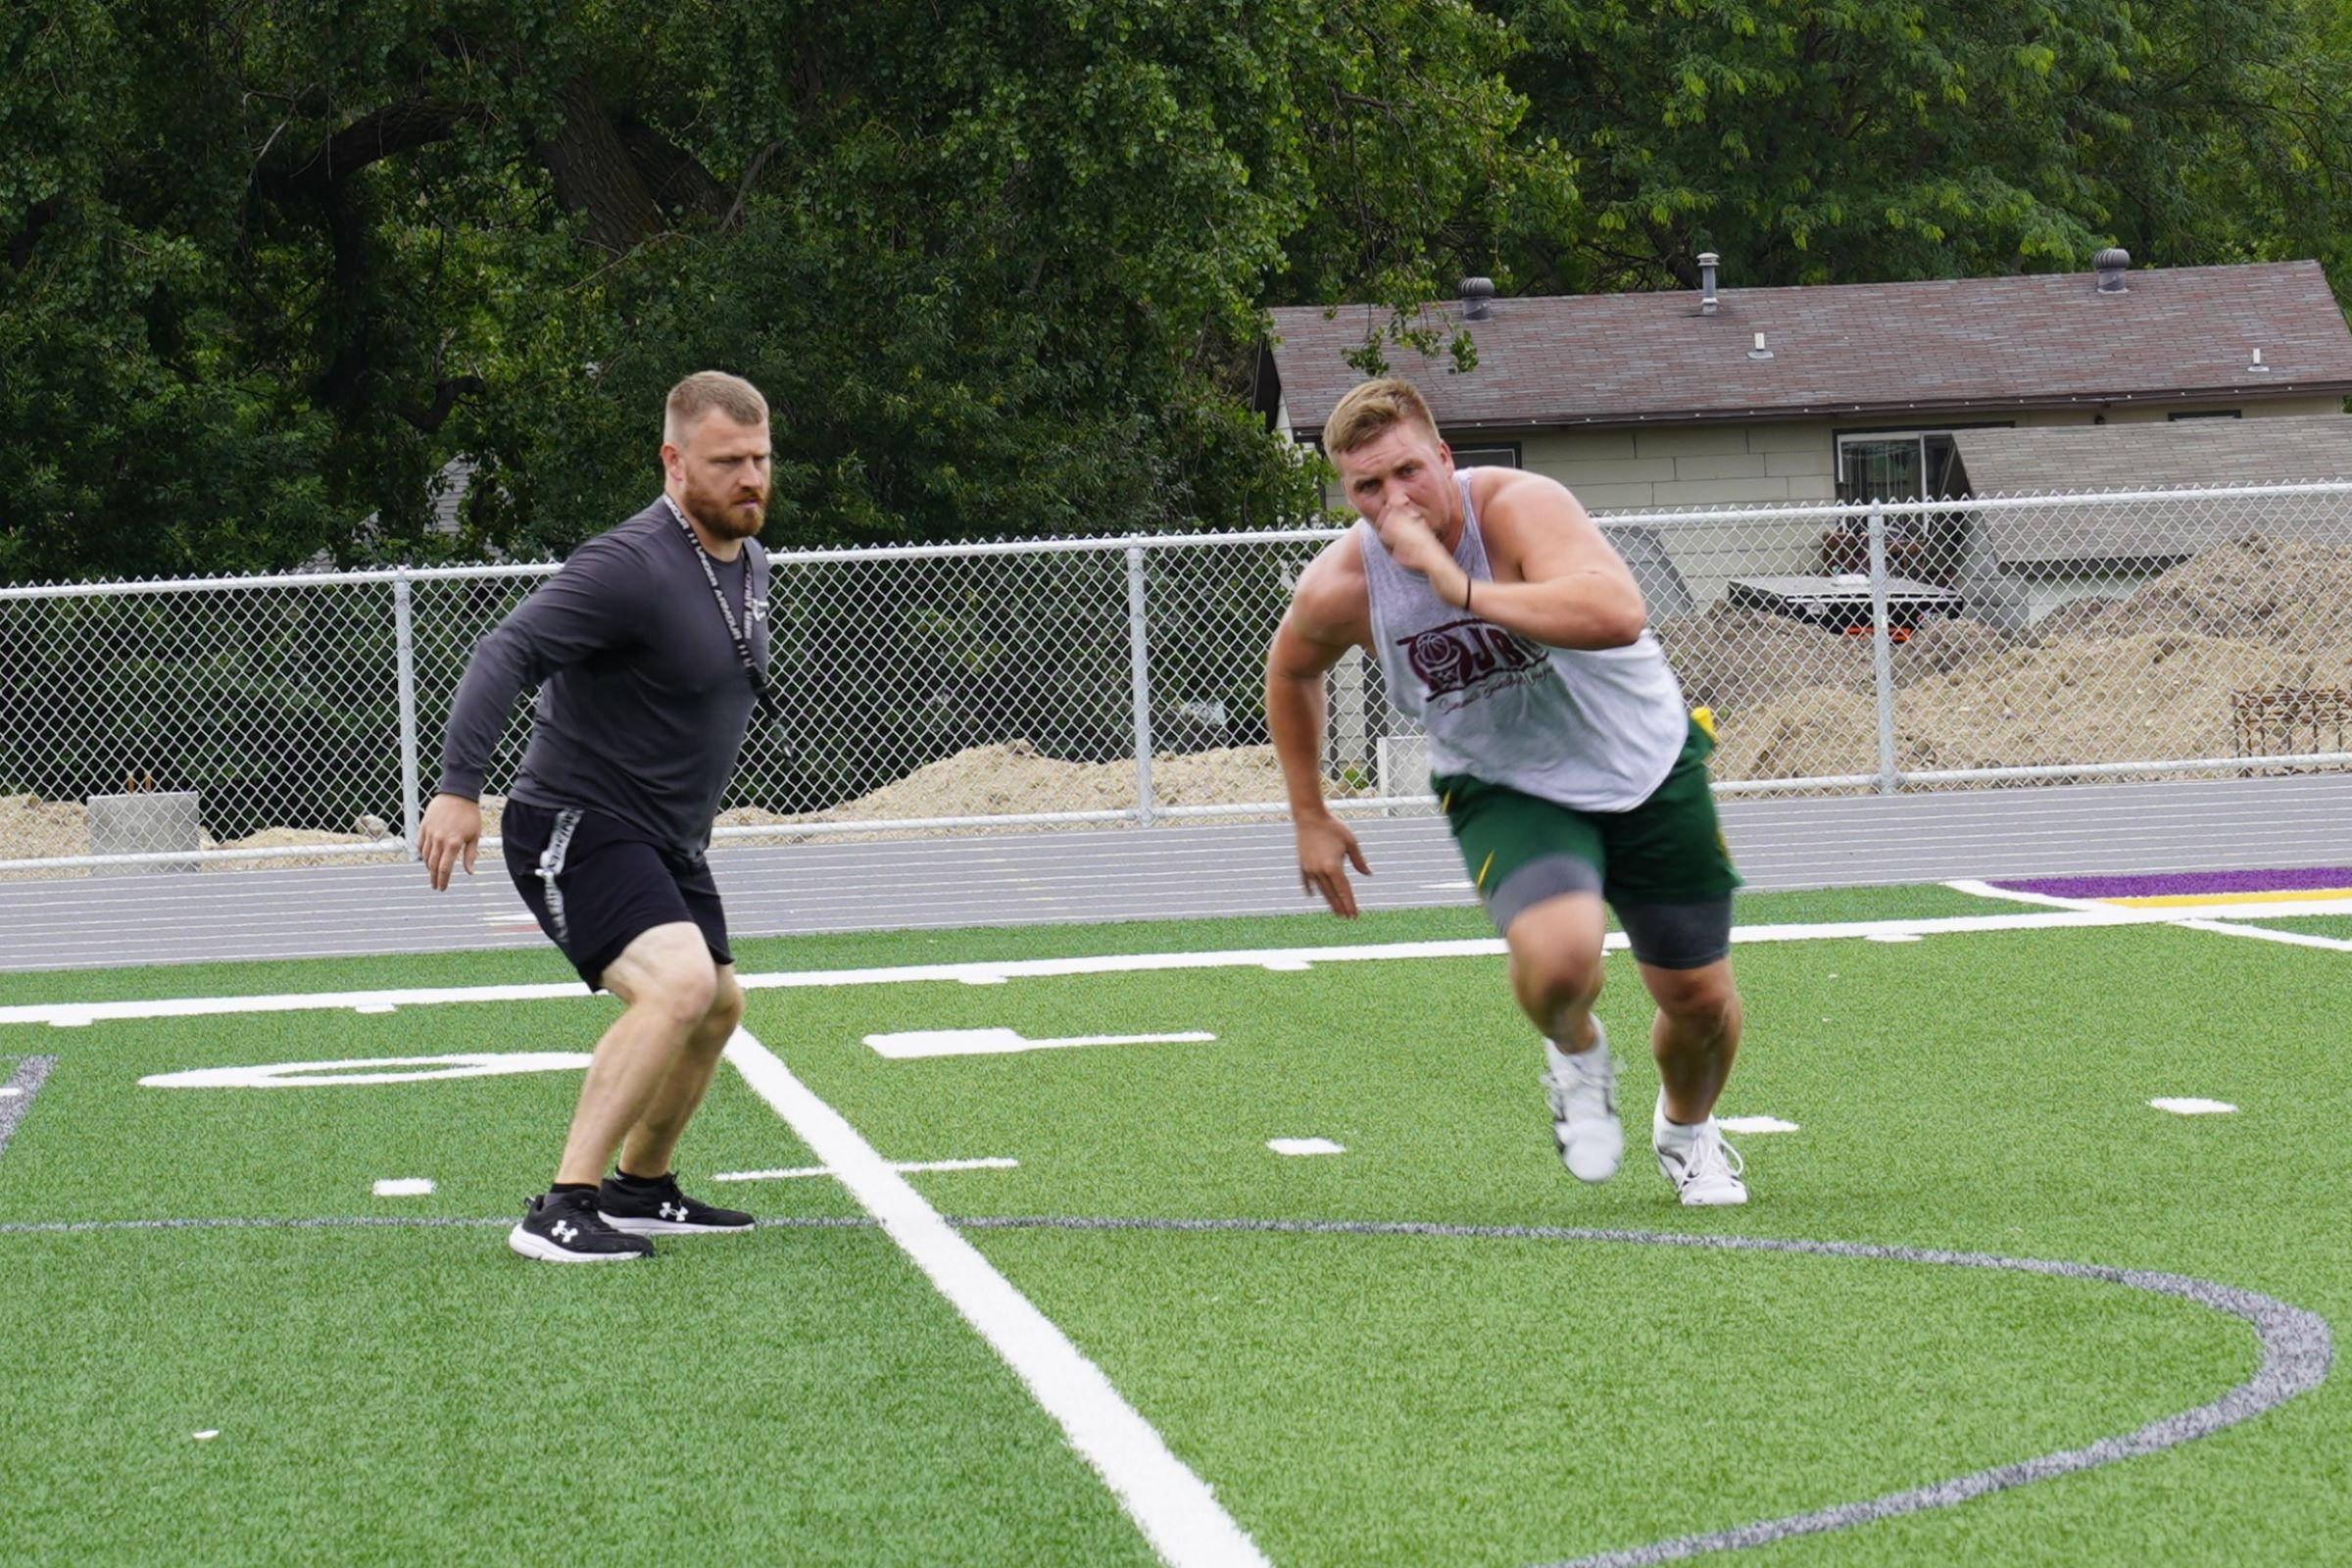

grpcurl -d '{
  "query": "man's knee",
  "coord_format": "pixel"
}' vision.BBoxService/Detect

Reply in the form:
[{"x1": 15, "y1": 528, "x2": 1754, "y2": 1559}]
[
  {"x1": 705, "y1": 975, "x2": 746, "y2": 1034},
  {"x1": 1645, "y1": 962, "x2": 1740, "y2": 1032},
  {"x1": 623, "y1": 948, "x2": 718, "y2": 1029},
  {"x1": 1517, "y1": 949, "x2": 1604, "y2": 1017},
  {"x1": 1505, "y1": 894, "x2": 1608, "y2": 1022}
]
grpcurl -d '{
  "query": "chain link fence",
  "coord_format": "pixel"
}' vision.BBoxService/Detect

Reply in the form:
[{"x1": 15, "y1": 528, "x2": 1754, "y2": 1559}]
[{"x1": 5, "y1": 481, "x2": 2350, "y2": 875}]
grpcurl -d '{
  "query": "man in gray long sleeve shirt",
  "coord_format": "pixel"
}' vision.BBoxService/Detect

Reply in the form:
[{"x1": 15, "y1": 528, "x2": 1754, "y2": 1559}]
[{"x1": 418, "y1": 370, "x2": 775, "y2": 1263}]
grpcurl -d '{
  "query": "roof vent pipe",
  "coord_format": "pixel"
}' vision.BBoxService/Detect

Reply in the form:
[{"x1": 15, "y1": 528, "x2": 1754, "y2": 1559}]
[
  {"x1": 1697, "y1": 252, "x2": 1720, "y2": 315},
  {"x1": 1460, "y1": 276, "x2": 1495, "y2": 321},
  {"x1": 2093, "y1": 247, "x2": 2132, "y2": 294}
]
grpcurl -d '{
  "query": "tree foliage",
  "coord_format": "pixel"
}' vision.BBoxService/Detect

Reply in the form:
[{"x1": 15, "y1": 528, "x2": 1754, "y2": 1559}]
[
  {"x1": 0, "y1": 0, "x2": 1550, "y2": 580},
  {"x1": 1480, "y1": 0, "x2": 2352, "y2": 293},
  {"x1": 3, "y1": 2, "x2": 2347, "y2": 583}
]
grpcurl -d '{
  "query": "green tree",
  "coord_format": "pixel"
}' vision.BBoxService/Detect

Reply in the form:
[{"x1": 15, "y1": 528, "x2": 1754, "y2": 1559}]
[
  {"x1": 1, "y1": 1, "x2": 1556, "y2": 582},
  {"x1": 1479, "y1": 0, "x2": 2352, "y2": 295}
]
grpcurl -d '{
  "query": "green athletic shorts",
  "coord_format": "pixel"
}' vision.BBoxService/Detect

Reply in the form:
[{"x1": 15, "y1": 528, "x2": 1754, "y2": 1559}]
[{"x1": 1434, "y1": 715, "x2": 1740, "y2": 929}]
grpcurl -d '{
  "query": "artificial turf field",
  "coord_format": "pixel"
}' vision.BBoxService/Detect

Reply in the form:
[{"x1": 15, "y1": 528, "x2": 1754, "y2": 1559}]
[{"x1": 1, "y1": 882, "x2": 2344, "y2": 1566}]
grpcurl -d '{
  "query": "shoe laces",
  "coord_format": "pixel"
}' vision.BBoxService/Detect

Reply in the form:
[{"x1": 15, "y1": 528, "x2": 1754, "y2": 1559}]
[
  {"x1": 1547, "y1": 1048, "x2": 1613, "y2": 1116},
  {"x1": 1683, "y1": 1123, "x2": 1744, "y2": 1184}
]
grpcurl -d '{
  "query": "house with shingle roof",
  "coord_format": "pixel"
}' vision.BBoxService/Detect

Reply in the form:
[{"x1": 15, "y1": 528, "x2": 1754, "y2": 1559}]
[
  {"x1": 1265, "y1": 254, "x2": 2352, "y2": 505},
  {"x1": 1264, "y1": 254, "x2": 2352, "y2": 627}
]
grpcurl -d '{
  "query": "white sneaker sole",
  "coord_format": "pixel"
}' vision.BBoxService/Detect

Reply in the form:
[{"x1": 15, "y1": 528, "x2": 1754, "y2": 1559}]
[
  {"x1": 1653, "y1": 1151, "x2": 1749, "y2": 1206},
  {"x1": 1555, "y1": 1117, "x2": 1625, "y2": 1183},
  {"x1": 1675, "y1": 1183, "x2": 1749, "y2": 1207},
  {"x1": 598, "y1": 1211, "x2": 755, "y2": 1237},
  {"x1": 507, "y1": 1223, "x2": 651, "y2": 1262}
]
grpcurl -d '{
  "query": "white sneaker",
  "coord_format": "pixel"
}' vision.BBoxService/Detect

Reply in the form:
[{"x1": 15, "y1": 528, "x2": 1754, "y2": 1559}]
[
  {"x1": 1545, "y1": 1033, "x2": 1623, "y2": 1183},
  {"x1": 1653, "y1": 1097, "x2": 1748, "y2": 1206}
]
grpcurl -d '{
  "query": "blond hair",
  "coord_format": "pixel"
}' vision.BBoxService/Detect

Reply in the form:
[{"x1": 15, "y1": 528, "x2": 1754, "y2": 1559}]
[
  {"x1": 663, "y1": 370, "x2": 769, "y2": 443},
  {"x1": 1322, "y1": 376, "x2": 1439, "y2": 457}
]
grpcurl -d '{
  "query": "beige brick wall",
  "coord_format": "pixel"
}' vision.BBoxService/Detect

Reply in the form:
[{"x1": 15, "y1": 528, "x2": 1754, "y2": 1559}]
[{"x1": 1515, "y1": 421, "x2": 1838, "y2": 512}]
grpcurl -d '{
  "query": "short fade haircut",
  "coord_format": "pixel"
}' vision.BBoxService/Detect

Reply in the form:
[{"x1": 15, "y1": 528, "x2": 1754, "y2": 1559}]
[
  {"x1": 663, "y1": 370, "x2": 769, "y2": 443},
  {"x1": 1322, "y1": 376, "x2": 1440, "y2": 458}
]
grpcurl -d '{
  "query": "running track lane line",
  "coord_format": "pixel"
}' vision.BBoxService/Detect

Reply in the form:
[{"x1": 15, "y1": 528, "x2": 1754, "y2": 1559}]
[{"x1": 720, "y1": 1027, "x2": 1270, "y2": 1568}]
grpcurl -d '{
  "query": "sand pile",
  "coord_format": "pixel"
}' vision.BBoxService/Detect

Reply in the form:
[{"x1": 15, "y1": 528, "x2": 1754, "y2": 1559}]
[
  {"x1": 716, "y1": 741, "x2": 1330, "y2": 835},
  {"x1": 0, "y1": 794, "x2": 88, "y2": 862},
  {"x1": 1708, "y1": 536, "x2": 2352, "y2": 782},
  {"x1": 1653, "y1": 605, "x2": 2028, "y2": 719},
  {"x1": 0, "y1": 794, "x2": 412, "y2": 875}
]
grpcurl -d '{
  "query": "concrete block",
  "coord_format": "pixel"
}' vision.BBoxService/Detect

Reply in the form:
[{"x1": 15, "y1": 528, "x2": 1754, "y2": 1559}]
[
  {"x1": 86, "y1": 791, "x2": 201, "y2": 873},
  {"x1": 1526, "y1": 431, "x2": 1637, "y2": 464},
  {"x1": 1745, "y1": 422, "x2": 1836, "y2": 453},
  {"x1": 1377, "y1": 734, "x2": 1434, "y2": 806}
]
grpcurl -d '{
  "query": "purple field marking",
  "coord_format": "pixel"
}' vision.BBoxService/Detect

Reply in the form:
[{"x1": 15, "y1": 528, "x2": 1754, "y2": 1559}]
[{"x1": 1996, "y1": 866, "x2": 2352, "y2": 901}]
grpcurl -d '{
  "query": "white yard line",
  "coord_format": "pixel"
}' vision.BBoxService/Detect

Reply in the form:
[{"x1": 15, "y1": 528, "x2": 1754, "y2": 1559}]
[
  {"x1": 711, "y1": 1156, "x2": 1018, "y2": 1183},
  {"x1": 1944, "y1": 879, "x2": 2352, "y2": 952},
  {"x1": 13, "y1": 904, "x2": 2333, "y2": 1028},
  {"x1": 722, "y1": 1028, "x2": 1269, "y2": 1568},
  {"x1": 2174, "y1": 918, "x2": 2352, "y2": 953}
]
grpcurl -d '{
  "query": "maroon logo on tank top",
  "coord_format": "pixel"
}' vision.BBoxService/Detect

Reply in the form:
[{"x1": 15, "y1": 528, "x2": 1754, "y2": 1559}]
[{"x1": 1400, "y1": 617, "x2": 1545, "y2": 698}]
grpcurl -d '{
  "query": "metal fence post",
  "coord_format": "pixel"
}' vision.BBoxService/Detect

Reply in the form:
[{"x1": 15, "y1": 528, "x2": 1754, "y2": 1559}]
[
  {"x1": 393, "y1": 574, "x2": 422, "y2": 848},
  {"x1": 1126, "y1": 546, "x2": 1155, "y2": 826},
  {"x1": 1865, "y1": 507, "x2": 1898, "y2": 796}
]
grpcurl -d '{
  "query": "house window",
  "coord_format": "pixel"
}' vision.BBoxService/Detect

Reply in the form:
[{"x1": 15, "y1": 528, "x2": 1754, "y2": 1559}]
[
  {"x1": 1836, "y1": 432, "x2": 1962, "y2": 504},
  {"x1": 1829, "y1": 431, "x2": 1967, "y2": 585},
  {"x1": 1448, "y1": 444, "x2": 1520, "y2": 468}
]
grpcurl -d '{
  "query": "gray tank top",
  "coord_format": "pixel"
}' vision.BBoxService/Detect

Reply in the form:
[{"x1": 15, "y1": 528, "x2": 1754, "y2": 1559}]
[{"x1": 1360, "y1": 471, "x2": 1689, "y2": 811}]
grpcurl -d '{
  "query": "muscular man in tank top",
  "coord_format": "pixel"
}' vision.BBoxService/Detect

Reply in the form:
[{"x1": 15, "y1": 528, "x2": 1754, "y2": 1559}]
[{"x1": 1266, "y1": 377, "x2": 1753, "y2": 1205}]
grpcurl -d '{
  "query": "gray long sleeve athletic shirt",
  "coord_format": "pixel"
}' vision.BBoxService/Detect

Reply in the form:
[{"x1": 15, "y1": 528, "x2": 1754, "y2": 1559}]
[{"x1": 436, "y1": 499, "x2": 771, "y2": 856}]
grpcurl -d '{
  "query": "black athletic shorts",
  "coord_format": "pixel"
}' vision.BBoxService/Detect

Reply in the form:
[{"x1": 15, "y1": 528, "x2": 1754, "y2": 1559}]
[{"x1": 501, "y1": 801, "x2": 733, "y2": 991}]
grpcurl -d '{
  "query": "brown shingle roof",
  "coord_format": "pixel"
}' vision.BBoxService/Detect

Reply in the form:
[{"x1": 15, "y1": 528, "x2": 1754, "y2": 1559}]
[
  {"x1": 1948, "y1": 417, "x2": 2352, "y2": 564},
  {"x1": 1267, "y1": 262, "x2": 2352, "y2": 435}
]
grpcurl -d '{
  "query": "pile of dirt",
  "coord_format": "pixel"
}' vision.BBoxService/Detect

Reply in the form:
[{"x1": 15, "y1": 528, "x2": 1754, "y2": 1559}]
[
  {"x1": 2068, "y1": 535, "x2": 2352, "y2": 660},
  {"x1": 716, "y1": 741, "x2": 1332, "y2": 836},
  {"x1": 205, "y1": 825, "x2": 408, "y2": 871},
  {"x1": 0, "y1": 795, "x2": 412, "y2": 876},
  {"x1": 1652, "y1": 605, "x2": 2028, "y2": 718},
  {"x1": 0, "y1": 794, "x2": 88, "y2": 862},
  {"x1": 1708, "y1": 536, "x2": 2352, "y2": 783}
]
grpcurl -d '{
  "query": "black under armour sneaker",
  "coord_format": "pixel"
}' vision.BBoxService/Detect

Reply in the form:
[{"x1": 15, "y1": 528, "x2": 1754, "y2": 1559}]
[
  {"x1": 508, "y1": 1189, "x2": 654, "y2": 1263},
  {"x1": 596, "y1": 1171, "x2": 755, "y2": 1236}
]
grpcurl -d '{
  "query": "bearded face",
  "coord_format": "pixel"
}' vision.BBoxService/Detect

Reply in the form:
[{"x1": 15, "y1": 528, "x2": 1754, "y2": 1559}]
[{"x1": 668, "y1": 412, "x2": 771, "y2": 540}]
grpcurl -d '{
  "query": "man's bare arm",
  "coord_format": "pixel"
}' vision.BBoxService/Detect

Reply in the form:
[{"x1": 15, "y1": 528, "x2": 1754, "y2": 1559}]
[
  {"x1": 1265, "y1": 548, "x2": 1373, "y2": 916},
  {"x1": 1412, "y1": 473, "x2": 1646, "y2": 650}
]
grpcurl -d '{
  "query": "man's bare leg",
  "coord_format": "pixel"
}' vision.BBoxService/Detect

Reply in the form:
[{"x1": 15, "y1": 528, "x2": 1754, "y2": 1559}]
[
  {"x1": 1638, "y1": 956, "x2": 1748, "y2": 1205},
  {"x1": 1503, "y1": 892, "x2": 1608, "y2": 1048},
  {"x1": 1504, "y1": 893, "x2": 1623, "y2": 1181},
  {"x1": 617, "y1": 964, "x2": 744, "y2": 1179},
  {"x1": 553, "y1": 922, "x2": 717, "y2": 1187},
  {"x1": 1638, "y1": 958, "x2": 1741, "y2": 1126}
]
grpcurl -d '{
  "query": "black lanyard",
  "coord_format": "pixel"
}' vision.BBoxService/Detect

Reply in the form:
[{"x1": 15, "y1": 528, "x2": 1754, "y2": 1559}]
[{"x1": 662, "y1": 494, "x2": 772, "y2": 718}]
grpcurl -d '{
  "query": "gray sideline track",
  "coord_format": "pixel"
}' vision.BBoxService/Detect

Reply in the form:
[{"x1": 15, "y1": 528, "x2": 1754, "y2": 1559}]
[{"x1": 2, "y1": 773, "x2": 2349, "y2": 974}]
